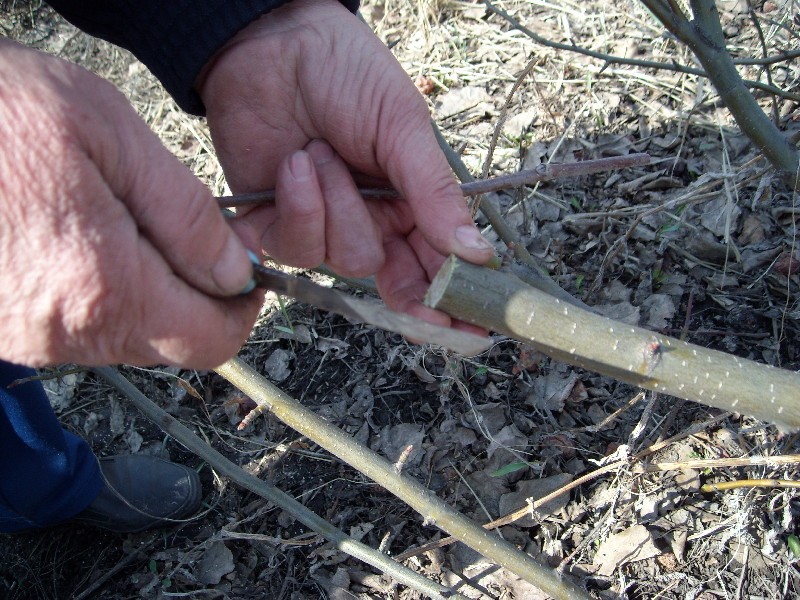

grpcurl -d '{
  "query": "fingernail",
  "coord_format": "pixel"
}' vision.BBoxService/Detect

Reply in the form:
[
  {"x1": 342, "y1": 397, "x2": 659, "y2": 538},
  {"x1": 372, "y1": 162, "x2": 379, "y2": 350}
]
[
  {"x1": 213, "y1": 235, "x2": 256, "y2": 296},
  {"x1": 238, "y1": 250, "x2": 261, "y2": 295},
  {"x1": 309, "y1": 141, "x2": 335, "y2": 165},
  {"x1": 289, "y1": 151, "x2": 312, "y2": 182},
  {"x1": 455, "y1": 225, "x2": 493, "y2": 251}
]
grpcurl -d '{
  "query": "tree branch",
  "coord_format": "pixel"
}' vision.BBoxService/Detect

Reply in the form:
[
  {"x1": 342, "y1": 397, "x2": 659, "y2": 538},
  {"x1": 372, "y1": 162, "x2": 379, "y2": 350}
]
[
  {"x1": 642, "y1": 0, "x2": 800, "y2": 187},
  {"x1": 431, "y1": 122, "x2": 598, "y2": 312},
  {"x1": 214, "y1": 357, "x2": 592, "y2": 600},
  {"x1": 482, "y1": 0, "x2": 800, "y2": 102},
  {"x1": 250, "y1": 263, "x2": 492, "y2": 356},
  {"x1": 425, "y1": 256, "x2": 800, "y2": 431},
  {"x1": 93, "y1": 366, "x2": 468, "y2": 600}
]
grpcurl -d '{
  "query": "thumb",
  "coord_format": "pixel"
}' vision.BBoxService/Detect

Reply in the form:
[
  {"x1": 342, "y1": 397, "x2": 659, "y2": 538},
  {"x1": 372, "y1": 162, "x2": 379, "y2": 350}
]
[{"x1": 93, "y1": 107, "x2": 255, "y2": 297}]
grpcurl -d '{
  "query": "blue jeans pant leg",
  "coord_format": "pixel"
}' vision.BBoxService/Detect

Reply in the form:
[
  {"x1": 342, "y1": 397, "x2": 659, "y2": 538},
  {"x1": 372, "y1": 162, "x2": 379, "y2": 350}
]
[{"x1": 0, "y1": 361, "x2": 103, "y2": 532}]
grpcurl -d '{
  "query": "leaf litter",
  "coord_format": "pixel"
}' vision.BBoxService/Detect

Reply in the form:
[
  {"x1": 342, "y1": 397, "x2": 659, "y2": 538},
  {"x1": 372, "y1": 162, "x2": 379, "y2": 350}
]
[{"x1": 1, "y1": 1, "x2": 800, "y2": 599}]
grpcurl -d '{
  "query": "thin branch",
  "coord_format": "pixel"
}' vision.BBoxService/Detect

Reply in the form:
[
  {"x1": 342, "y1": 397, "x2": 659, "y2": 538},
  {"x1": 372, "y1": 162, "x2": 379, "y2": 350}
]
[
  {"x1": 480, "y1": 54, "x2": 539, "y2": 184},
  {"x1": 482, "y1": 0, "x2": 800, "y2": 102},
  {"x1": 250, "y1": 263, "x2": 492, "y2": 356},
  {"x1": 216, "y1": 154, "x2": 652, "y2": 208},
  {"x1": 643, "y1": 0, "x2": 800, "y2": 186},
  {"x1": 215, "y1": 357, "x2": 591, "y2": 600},
  {"x1": 93, "y1": 366, "x2": 468, "y2": 600},
  {"x1": 431, "y1": 122, "x2": 598, "y2": 311},
  {"x1": 635, "y1": 453, "x2": 800, "y2": 472},
  {"x1": 396, "y1": 411, "x2": 733, "y2": 561},
  {"x1": 701, "y1": 478, "x2": 800, "y2": 492},
  {"x1": 746, "y1": 0, "x2": 780, "y2": 125}
]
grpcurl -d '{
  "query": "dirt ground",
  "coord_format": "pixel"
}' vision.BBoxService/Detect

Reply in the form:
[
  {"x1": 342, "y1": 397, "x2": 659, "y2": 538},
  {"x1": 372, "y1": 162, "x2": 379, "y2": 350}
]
[{"x1": 1, "y1": 0, "x2": 800, "y2": 598}]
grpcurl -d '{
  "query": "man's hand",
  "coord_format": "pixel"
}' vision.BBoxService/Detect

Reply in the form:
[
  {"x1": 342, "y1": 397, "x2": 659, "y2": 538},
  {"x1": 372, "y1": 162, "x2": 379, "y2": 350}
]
[
  {"x1": 199, "y1": 0, "x2": 494, "y2": 327},
  {"x1": 0, "y1": 40, "x2": 262, "y2": 368}
]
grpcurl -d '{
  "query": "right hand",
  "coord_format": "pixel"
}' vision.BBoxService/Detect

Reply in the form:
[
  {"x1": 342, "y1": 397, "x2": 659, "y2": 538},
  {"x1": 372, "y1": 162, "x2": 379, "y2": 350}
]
[
  {"x1": 0, "y1": 40, "x2": 263, "y2": 369},
  {"x1": 198, "y1": 0, "x2": 495, "y2": 329}
]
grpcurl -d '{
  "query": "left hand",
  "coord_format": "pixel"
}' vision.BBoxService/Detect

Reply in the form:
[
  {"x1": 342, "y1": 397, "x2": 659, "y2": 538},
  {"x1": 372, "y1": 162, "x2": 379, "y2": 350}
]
[{"x1": 197, "y1": 0, "x2": 494, "y2": 327}]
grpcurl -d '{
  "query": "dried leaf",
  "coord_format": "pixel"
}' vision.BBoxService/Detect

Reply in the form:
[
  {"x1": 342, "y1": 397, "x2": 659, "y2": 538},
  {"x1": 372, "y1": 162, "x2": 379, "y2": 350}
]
[
  {"x1": 526, "y1": 371, "x2": 579, "y2": 412},
  {"x1": 700, "y1": 196, "x2": 742, "y2": 237},
  {"x1": 264, "y1": 349, "x2": 292, "y2": 382},
  {"x1": 435, "y1": 85, "x2": 493, "y2": 119},
  {"x1": 223, "y1": 395, "x2": 258, "y2": 426},
  {"x1": 109, "y1": 396, "x2": 125, "y2": 437},
  {"x1": 316, "y1": 337, "x2": 349, "y2": 357},
  {"x1": 593, "y1": 524, "x2": 663, "y2": 576},
  {"x1": 498, "y1": 473, "x2": 573, "y2": 527},
  {"x1": 175, "y1": 377, "x2": 203, "y2": 401},
  {"x1": 123, "y1": 426, "x2": 143, "y2": 454},
  {"x1": 196, "y1": 541, "x2": 234, "y2": 585},
  {"x1": 641, "y1": 294, "x2": 676, "y2": 330}
]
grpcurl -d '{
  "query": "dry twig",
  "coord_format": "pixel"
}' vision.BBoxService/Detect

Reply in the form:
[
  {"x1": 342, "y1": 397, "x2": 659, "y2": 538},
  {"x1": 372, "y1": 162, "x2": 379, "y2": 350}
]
[
  {"x1": 93, "y1": 366, "x2": 473, "y2": 600},
  {"x1": 215, "y1": 357, "x2": 591, "y2": 600},
  {"x1": 481, "y1": 0, "x2": 800, "y2": 102},
  {"x1": 216, "y1": 154, "x2": 651, "y2": 208},
  {"x1": 701, "y1": 478, "x2": 800, "y2": 492}
]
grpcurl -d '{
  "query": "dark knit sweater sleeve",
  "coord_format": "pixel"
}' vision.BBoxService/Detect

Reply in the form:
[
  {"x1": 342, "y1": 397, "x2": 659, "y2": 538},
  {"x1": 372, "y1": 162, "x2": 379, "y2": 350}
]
[{"x1": 45, "y1": 1, "x2": 360, "y2": 115}]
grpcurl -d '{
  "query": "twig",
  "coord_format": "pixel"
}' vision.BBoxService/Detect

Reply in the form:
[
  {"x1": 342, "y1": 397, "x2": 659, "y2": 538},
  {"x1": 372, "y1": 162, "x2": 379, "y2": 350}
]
[
  {"x1": 634, "y1": 454, "x2": 800, "y2": 472},
  {"x1": 747, "y1": 1, "x2": 781, "y2": 125},
  {"x1": 216, "y1": 154, "x2": 651, "y2": 208},
  {"x1": 250, "y1": 263, "x2": 492, "y2": 356},
  {"x1": 396, "y1": 412, "x2": 732, "y2": 561},
  {"x1": 215, "y1": 357, "x2": 591, "y2": 600},
  {"x1": 568, "y1": 391, "x2": 646, "y2": 433},
  {"x1": 93, "y1": 366, "x2": 471, "y2": 600},
  {"x1": 8, "y1": 366, "x2": 86, "y2": 388},
  {"x1": 627, "y1": 392, "x2": 659, "y2": 450},
  {"x1": 481, "y1": 0, "x2": 800, "y2": 102},
  {"x1": 701, "y1": 478, "x2": 800, "y2": 492},
  {"x1": 73, "y1": 538, "x2": 157, "y2": 600},
  {"x1": 479, "y1": 54, "x2": 539, "y2": 185},
  {"x1": 639, "y1": 0, "x2": 800, "y2": 187},
  {"x1": 431, "y1": 122, "x2": 598, "y2": 311}
]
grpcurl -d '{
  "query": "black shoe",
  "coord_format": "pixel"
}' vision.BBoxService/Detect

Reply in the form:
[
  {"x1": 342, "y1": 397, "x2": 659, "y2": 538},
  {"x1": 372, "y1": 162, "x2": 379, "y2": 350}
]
[{"x1": 73, "y1": 455, "x2": 202, "y2": 533}]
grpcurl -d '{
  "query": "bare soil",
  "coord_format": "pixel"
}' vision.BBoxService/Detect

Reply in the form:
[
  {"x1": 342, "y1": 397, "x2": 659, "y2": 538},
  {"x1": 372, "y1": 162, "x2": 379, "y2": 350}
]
[{"x1": 1, "y1": 0, "x2": 800, "y2": 598}]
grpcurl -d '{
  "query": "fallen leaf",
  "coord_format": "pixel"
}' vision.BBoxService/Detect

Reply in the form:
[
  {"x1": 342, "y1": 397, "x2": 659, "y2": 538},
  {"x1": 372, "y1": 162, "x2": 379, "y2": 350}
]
[
  {"x1": 196, "y1": 541, "x2": 234, "y2": 585},
  {"x1": 526, "y1": 371, "x2": 580, "y2": 412},
  {"x1": 375, "y1": 424, "x2": 425, "y2": 469},
  {"x1": 109, "y1": 397, "x2": 125, "y2": 437},
  {"x1": 435, "y1": 85, "x2": 493, "y2": 119},
  {"x1": 498, "y1": 473, "x2": 574, "y2": 526},
  {"x1": 774, "y1": 251, "x2": 800, "y2": 276},
  {"x1": 123, "y1": 426, "x2": 143, "y2": 454},
  {"x1": 223, "y1": 395, "x2": 258, "y2": 426},
  {"x1": 700, "y1": 196, "x2": 742, "y2": 237},
  {"x1": 641, "y1": 294, "x2": 676, "y2": 330},
  {"x1": 174, "y1": 377, "x2": 203, "y2": 401},
  {"x1": 316, "y1": 336, "x2": 349, "y2": 356},
  {"x1": 264, "y1": 349, "x2": 292, "y2": 382},
  {"x1": 593, "y1": 524, "x2": 663, "y2": 576},
  {"x1": 486, "y1": 423, "x2": 528, "y2": 460}
]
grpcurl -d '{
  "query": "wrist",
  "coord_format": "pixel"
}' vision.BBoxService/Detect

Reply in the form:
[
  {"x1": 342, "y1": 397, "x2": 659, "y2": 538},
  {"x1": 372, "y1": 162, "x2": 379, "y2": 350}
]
[{"x1": 195, "y1": 0, "x2": 353, "y2": 105}]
